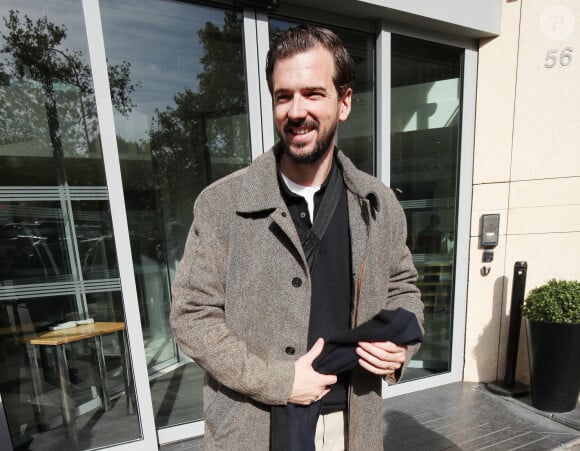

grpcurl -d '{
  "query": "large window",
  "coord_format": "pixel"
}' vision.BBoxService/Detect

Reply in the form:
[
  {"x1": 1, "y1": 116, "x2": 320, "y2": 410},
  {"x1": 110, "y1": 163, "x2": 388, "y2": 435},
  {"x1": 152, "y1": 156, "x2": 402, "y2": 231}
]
[{"x1": 0, "y1": 1, "x2": 141, "y2": 449}]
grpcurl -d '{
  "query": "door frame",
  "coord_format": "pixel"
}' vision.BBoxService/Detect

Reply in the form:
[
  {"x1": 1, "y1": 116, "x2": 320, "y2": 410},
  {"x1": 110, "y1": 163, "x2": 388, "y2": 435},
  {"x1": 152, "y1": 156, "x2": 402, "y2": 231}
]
[{"x1": 83, "y1": 0, "x2": 158, "y2": 449}]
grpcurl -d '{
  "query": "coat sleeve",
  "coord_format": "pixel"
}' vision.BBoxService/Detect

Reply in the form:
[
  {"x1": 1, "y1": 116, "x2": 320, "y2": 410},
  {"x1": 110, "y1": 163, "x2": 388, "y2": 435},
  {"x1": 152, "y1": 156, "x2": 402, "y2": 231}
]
[
  {"x1": 383, "y1": 190, "x2": 424, "y2": 384},
  {"x1": 170, "y1": 192, "x2": 295, "y2": 406}
]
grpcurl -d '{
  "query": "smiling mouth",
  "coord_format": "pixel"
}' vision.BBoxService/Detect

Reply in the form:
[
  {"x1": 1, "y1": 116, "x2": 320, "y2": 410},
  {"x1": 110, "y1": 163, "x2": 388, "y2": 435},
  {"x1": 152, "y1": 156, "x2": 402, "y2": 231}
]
[
  {"x1": 291, "y1": 127, "x2": 311, "y2": 135},
  {"x1": 285, "y1": 120, "x2": 318, "y2": 137}
]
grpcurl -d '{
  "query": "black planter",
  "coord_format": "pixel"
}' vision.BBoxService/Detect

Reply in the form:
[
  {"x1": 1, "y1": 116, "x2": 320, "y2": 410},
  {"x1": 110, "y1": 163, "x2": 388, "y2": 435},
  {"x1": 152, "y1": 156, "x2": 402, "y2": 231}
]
[{"x1": 526, "y1": 320, "x2": 580, "y2": 412}]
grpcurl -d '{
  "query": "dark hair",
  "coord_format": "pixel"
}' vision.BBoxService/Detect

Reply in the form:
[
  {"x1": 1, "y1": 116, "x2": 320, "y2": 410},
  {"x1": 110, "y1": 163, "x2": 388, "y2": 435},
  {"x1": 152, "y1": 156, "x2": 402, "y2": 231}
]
[{"x1": 266, "y1": 25, "x2": 355, "y2": 98}]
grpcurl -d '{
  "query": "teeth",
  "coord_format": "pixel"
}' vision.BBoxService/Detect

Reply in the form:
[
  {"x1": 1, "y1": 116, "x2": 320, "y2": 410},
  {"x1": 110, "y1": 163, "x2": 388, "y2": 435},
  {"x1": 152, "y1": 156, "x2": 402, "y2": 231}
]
[{"x1": 285, "y1": 121, "x2": 317, "y2": 135}]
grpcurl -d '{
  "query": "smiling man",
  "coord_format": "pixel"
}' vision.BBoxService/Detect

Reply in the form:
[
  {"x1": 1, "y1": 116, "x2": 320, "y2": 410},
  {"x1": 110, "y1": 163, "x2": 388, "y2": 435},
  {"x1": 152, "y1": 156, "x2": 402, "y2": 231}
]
[{"x1": 171, "y1": 25, "x2": 423, "y2": 451}]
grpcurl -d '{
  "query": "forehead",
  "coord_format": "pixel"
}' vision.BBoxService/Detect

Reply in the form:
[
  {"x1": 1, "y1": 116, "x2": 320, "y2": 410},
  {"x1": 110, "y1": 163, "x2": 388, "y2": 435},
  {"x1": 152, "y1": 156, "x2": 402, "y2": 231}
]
[{"x1": 272, "y1": 47, "x2": 336, "y2": 90}]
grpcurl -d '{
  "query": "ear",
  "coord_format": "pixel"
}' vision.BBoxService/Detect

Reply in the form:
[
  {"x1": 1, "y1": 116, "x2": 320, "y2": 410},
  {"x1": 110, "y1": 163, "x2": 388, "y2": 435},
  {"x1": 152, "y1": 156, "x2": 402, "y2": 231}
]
[{"x1": 338, "y1": 88, "x2": 352, "y2": 122}]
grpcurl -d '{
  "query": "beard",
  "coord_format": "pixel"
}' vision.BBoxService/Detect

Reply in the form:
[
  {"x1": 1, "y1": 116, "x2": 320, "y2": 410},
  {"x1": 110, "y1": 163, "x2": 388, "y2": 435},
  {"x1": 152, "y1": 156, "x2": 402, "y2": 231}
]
[{"x1": 277, "y1": 118, "x2": 338, "y2": 164}]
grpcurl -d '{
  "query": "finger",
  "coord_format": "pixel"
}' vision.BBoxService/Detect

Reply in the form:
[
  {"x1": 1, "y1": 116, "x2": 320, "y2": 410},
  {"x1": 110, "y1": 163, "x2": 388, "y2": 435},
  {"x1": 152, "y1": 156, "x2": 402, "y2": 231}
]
[
  {"x1": 357, "y1": 342, "x2": 406, "y2": 363},
  {"x1": 316, "y1": 388, "x2": 330, "y2": 402},
  {"x1": 383, "y1": 341, "x2": 407, "y2": 353},
  {"x1": 314, "y1": 388, "x2": 330, "y2": 402},
  {"x1": 304, "y1": 338, "x2": 325, "y2": 363},
  {"x1": 356, "y1": 346, "x2": 402, "y2": 371},
  {"x1": 318, "y1": 373, "x2": 338, "y2": 386},
  {"x1": 294, "y1": 387, "x2": 330, "y2": 405},
  {"x1": 358, "y1": 357, "x2": 398, "y2": 376},
  {"x1": 356, "y1": 347, "x2": 389, "y2": 370},
  {"x1": 359, "y1": 341, "x2": 406, "y2": 354}
]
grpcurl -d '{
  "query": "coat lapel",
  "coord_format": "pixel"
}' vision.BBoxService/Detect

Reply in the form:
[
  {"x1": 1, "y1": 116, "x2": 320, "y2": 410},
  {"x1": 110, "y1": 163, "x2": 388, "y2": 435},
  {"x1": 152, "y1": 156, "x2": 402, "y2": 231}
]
[{"x1": 236, "y1": 149, "x2": 308, "y2": 272}]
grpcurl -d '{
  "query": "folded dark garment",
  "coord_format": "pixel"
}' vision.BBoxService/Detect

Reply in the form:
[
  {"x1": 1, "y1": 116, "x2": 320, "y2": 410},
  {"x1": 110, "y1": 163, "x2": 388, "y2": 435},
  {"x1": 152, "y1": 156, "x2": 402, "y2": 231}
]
[{"x1": 271, "y1": 307, "x2": 423, "y2": 451}]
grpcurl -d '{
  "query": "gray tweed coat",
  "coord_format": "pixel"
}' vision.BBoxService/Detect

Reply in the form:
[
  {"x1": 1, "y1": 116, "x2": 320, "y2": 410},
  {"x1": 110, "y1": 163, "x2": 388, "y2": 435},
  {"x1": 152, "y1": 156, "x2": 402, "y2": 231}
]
[{"x1": 170, "y1": 148, "x2": 424, "y2": 450}]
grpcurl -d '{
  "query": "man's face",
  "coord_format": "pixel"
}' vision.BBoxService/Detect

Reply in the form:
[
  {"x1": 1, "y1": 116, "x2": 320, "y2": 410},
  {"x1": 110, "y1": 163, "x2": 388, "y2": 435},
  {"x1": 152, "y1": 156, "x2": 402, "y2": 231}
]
[{"x1": 272, "y1": 47, "x2": 352, "y2": 164}]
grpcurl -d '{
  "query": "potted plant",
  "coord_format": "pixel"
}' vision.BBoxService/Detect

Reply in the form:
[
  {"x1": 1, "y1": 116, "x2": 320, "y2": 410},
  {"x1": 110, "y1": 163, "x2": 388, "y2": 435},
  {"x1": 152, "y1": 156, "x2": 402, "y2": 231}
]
[{"x1": 521, "y1": 278, "x2": 580, "y2": 412}]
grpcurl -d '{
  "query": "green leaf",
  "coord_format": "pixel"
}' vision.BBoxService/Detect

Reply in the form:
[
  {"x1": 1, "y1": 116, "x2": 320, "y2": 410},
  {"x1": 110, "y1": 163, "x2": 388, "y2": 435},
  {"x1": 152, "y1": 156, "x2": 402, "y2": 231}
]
[{"x1": 522, "y1": 279, "x2": 580, "y2": 324}]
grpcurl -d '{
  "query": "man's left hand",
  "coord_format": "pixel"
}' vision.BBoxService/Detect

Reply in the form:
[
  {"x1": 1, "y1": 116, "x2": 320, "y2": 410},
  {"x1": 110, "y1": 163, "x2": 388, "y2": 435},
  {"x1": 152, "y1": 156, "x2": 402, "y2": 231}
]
[{"x1": 356, "y1": 341, "x2": 407, "y2": 377}]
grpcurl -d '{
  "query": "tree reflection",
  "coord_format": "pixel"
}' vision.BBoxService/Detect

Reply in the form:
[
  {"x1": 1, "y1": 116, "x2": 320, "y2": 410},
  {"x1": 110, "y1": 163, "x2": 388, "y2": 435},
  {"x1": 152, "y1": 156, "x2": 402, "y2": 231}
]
[
  {"x1": 0, "y1": 9, "x2": 140, "y2": 289},
  {"x1": 0, "y1": 9, "x2": 139, "y2": 164},
  {"x1": 149, "y1": 11, "x2": 249, "y2": 214}
]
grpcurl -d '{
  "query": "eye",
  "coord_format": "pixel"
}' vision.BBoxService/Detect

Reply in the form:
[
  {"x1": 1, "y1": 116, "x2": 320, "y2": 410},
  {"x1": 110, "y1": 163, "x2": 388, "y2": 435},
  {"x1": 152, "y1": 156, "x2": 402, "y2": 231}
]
[
  {"x1": 275, "y1": 93, "x2": 291, "y2": 103},
  {"x1": 306, "y1": 91, "x2": 323, "y2": 99}
]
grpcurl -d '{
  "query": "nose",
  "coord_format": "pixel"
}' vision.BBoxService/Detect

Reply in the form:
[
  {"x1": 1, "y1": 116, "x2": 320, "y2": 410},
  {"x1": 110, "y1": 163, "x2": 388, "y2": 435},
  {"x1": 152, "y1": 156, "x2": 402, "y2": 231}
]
[{"x1": 288, "y1": 95, "x2": 307, "y2": 121}]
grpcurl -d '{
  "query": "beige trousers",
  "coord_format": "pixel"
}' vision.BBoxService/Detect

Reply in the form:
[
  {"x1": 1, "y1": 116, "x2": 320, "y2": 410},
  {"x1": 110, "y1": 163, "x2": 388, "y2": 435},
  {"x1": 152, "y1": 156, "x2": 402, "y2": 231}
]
[{"x1": 315, "y1": 411, "x2": 347, "y2": 451}]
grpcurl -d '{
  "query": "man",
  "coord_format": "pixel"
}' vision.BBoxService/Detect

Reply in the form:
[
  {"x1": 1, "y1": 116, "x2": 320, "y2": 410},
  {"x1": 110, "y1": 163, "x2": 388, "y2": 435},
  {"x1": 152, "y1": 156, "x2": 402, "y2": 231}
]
[{"x1": 170, "y1": 25, "x2": 423, "y2": 450}]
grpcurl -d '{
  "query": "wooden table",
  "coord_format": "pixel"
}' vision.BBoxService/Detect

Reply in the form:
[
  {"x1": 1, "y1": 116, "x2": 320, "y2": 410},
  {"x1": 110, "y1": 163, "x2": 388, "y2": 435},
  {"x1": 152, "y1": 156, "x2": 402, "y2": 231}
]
[{"x1": 25, "y1": 322, "x2": 134, "y2": 441}]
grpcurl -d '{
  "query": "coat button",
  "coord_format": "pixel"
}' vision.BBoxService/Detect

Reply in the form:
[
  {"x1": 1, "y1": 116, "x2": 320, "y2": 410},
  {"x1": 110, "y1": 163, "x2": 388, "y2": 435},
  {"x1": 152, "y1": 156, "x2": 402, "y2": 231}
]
[
  {"x1": 285, "y1": 347, "x2": 296, "y2": 355},
  {"x1": 292, "y1": 277, "x2": 302, "y2": 287}
]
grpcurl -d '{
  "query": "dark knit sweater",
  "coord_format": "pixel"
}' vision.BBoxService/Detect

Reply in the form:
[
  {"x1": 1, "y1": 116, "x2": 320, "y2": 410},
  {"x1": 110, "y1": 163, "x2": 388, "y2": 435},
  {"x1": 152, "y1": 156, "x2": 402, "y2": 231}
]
[{"x1": 278, "y1": 160, "x2": 352, "y2": 412}]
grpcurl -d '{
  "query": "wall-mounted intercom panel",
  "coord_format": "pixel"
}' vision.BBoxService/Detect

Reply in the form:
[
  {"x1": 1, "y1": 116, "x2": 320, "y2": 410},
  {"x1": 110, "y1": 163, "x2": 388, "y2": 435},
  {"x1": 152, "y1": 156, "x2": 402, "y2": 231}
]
[
  {"x1": 480, "y1": 214, "x2": 500, "y2": 270},
  {"x1": 480, "y1": 214, "x2": 500, "y2": 247}
]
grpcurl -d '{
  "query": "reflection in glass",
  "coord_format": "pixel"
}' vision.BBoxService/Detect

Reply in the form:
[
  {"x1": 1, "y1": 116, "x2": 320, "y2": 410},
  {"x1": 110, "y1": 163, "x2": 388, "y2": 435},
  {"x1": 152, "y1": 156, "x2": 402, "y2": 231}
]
[
  {"x1": 0, "y1": 200, "x2": 141, "y2": 450},
  {"x1": 1, "y1": 1, "x2": 141, "y2": 448},
  {"x1": 390, "y1": 35, "x2": 463, "y2": 380},
  {"x1": 73, "y1": 201, "x2": 120, "y2": 281},
  {"x1": 100, "y1": 0, "x2": 251, "y2": 428},
  {"x1": 0, "y1": 201, "x2": 120, "y2": 286},
  {"x1": 0, "y1": 5, "x2": 136, "y2": 186},
  {"x1": 1, "y1": 292, "x2": 139, "y2": 449},
  {"x1": 268, "y1": 18, "x2": 376, "y2": 174},
  {"x1": 0, "y1": 202, "x2": 70, "y2": 285}
]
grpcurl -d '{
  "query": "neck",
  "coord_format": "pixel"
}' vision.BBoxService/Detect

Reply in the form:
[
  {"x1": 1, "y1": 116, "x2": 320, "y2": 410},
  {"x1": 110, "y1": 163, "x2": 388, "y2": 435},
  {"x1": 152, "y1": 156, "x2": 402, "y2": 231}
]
[{"x1": 279, "y1": 147, "x2": 335, "y2": 187}]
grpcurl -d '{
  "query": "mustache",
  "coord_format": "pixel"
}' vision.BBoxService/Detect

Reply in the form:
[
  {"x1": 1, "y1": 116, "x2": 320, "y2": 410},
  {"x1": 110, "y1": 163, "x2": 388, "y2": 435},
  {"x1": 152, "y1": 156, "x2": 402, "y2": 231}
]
[{"x1": 283, "y1": 119, "x2": 319, "y2": 133}]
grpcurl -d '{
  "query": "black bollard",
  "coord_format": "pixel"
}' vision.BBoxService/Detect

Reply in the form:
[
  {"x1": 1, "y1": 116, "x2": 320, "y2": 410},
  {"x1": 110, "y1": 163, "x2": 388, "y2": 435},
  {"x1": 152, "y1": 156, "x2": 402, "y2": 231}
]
[
  {"x1": 503, "y1": 262, "x2": 527, "y2": 387},
  {"x1": 487, "y1": 261, "x2": 529, "y2": 397}
]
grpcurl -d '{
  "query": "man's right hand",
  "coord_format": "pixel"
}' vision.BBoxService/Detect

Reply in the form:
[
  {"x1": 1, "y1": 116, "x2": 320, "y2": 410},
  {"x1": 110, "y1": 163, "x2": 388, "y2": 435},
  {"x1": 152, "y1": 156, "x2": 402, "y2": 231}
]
[{"x1": 288, "y1": 338, "x2": 337, "y2": 405}]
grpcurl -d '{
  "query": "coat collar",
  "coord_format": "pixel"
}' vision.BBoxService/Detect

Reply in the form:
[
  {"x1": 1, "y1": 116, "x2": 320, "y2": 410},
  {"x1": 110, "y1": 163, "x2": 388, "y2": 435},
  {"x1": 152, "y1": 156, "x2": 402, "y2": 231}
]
[{"x1": 236, "y1": 145, "x2": 380, "y2": 215}]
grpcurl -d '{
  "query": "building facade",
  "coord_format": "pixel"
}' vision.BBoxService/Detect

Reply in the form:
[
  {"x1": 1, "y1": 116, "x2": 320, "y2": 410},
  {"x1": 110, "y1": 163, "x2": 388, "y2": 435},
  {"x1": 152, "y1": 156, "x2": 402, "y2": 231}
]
[
  {"x1": 465, "y1": 0, "x2": 580, "y2": 386},
  {"x1": 0, "y1": 0, "x2": 577, "y2": 450}
]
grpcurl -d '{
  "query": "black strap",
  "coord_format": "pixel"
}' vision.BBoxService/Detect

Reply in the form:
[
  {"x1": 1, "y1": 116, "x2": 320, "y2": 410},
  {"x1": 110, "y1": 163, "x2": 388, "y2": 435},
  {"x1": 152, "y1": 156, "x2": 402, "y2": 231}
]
[{"x1": 300, "y1": 163, "x2": 343, "y2": 271}]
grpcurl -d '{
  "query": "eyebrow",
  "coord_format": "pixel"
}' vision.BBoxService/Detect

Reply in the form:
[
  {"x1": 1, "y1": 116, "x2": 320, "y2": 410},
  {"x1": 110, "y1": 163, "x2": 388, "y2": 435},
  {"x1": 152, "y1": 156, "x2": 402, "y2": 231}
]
[{"x1": 274, "y1": 86, "x2": 329, "y2": 96}]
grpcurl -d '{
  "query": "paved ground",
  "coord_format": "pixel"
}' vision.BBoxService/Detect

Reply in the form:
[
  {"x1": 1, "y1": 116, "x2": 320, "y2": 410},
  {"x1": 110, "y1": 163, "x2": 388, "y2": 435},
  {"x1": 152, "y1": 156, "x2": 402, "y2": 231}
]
[
  {"x1": 382, "y1": 382, "x2": 579, "y2": 450},
  {"x1": 161, "y1": 382, "x2": 580, "y2": 450}
]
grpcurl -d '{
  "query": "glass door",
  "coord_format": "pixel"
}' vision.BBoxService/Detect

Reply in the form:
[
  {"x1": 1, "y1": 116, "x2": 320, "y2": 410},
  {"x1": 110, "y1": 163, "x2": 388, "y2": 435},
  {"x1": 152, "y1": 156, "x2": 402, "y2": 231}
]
[
  {"x1": 390, "y1": 35, "x2": 464, "y2": 380},
  {"x1": 99, "y1": 0, "x2": 252, "y2": 430},
  {"x1": 0, "y1": 1, "x2": 142, "y2": 448}
]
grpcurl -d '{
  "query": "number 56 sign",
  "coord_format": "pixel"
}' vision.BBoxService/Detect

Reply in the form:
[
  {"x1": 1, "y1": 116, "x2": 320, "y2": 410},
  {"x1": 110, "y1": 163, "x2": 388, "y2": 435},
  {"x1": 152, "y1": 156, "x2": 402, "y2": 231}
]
[{"x1": 544, "y1": 47, "x2": 574, "y2": 68}]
